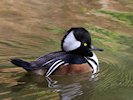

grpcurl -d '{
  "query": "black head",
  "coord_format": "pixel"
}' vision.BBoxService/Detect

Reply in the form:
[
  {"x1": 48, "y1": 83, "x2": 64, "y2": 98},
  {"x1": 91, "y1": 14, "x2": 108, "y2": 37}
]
[{"x1": 61, "y1": 27, "x2": 103, "y2": 56}]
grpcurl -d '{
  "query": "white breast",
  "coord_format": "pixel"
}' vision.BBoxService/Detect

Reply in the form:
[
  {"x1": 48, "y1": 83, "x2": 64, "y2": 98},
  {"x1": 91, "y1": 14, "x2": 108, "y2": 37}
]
[{"x1": 84, "y1": 52, "x2": 99, "y2": 74}]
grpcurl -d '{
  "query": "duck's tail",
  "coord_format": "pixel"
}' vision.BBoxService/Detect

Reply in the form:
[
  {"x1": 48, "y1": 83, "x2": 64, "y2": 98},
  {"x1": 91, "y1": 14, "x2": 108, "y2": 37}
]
[{"x1": 11, "y1": 59, "x2": 32, "y2": 71}]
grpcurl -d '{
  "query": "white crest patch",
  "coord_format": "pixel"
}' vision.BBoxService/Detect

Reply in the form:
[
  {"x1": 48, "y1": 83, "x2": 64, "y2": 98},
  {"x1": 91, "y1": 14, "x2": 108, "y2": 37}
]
[{"x1": 63, "y1": 31, "x2": 81, "y2": 52}]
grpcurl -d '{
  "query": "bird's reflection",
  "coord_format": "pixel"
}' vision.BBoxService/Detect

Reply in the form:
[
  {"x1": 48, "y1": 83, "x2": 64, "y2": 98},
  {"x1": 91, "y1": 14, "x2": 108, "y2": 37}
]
[
  {"x1": 46, "y1": 74, "x2": 98, "y2": 100},
  {"x1": 12, "y1": 73, "x2": 98, "y2": 100}
]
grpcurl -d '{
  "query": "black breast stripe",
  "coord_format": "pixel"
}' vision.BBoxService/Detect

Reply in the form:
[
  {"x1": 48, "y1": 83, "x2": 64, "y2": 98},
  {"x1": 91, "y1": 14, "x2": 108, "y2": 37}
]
[
  {"x1": 87, "y1": 61, "x2": 94, "y2": 73},
  {"x1": 87, "y1": 58, "x2": 98, "y2": 67},
  {"x1": 84, "y1": 57, "x2": 99, "y2": 73}
]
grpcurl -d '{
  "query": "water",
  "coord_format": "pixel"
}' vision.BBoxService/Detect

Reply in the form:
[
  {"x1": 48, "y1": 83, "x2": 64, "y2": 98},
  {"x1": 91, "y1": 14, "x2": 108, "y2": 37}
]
[{"x1": 0, "y1": 0, "x2": 133, "y2": 100}]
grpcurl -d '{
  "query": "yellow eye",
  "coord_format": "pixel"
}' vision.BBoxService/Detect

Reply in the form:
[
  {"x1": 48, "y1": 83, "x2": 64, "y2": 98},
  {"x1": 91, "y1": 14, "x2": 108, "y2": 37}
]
[{"x1": 83, "y1": 43, "x2": 87, "y2": 46}]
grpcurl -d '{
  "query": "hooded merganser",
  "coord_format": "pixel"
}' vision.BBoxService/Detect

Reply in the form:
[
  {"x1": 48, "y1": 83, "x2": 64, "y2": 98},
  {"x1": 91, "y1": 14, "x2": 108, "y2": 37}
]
[{"x1": 11, "y1": 27, "x2": 103, "y2": 77}]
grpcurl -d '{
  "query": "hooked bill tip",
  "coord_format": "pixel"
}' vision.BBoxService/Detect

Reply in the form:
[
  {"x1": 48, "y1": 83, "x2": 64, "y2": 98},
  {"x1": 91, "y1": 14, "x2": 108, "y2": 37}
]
[
  {"x1": 98, "y1": 48, "x2": 104, "y2": 51},
  {"x1": 90, "y1": 48, "x2": 104, "y2": 51}
]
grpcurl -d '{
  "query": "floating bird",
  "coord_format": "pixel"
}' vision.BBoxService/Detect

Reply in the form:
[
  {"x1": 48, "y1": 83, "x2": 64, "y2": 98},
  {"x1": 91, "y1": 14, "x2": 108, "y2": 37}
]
[{"x1": 11, "y1": 27, "x2": 103, "y2": 77}]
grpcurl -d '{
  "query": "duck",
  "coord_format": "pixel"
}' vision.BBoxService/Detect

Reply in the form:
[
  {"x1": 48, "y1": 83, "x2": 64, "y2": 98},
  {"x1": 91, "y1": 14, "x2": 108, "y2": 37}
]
[{"x1": 11, "y1": 27, "x2": 103, "y2": 77}]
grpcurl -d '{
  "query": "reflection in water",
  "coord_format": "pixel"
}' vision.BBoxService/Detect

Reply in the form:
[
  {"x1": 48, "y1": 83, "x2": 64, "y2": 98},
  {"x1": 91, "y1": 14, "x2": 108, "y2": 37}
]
[
  {"x1": 0, "y1": 0, "x2": 133, "y2": 99},
  {"x1": 46, "y1": 74, "x2": 97, "y2": 100},
  {"x1": 11, "y1": 73, "x2": 98, "y2": 100},
  {"x1": 60, "y1": 83, "x2": 83, "y2": 100}
]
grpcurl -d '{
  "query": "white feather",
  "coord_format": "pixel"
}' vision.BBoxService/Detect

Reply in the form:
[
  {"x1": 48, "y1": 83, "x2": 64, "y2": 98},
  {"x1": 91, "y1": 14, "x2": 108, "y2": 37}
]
[
  {"x1": 84, "y1": 52, "x2": 99, "y2": 74},
  {"x1": 63, "y1": 31, "x2": 81, "y2": 52},
  {"x1": 90, "y1": 52, "x2": 99, "y2": 66}
]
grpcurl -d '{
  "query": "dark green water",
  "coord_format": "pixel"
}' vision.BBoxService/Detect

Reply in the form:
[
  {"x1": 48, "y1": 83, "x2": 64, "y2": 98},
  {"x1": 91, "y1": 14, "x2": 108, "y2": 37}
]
[{"x1": 0, "y1": 0, "x2": 133, "y2": 100}]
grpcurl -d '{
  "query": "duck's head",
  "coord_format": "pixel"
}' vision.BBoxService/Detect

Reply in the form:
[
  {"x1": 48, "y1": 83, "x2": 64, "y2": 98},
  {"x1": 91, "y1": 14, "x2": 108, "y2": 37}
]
[{"x1": 61, "y1": 27, "x2": 103, "y2": 56}]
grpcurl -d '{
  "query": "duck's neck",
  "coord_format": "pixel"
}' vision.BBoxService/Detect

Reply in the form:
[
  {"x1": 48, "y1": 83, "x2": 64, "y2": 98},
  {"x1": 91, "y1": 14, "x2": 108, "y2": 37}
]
[{"x1": 67, "y1": 50, "x2": 93, "y2": 57}]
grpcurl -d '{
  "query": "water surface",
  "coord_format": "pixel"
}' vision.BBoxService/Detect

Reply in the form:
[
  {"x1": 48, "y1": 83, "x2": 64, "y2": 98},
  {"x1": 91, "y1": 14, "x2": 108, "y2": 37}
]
[{"x1": 0, "y1": 0, "x2": 133, "y2": 100}]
